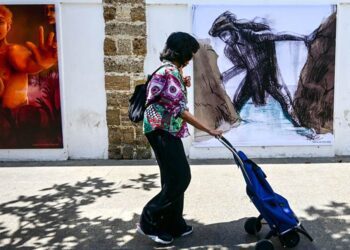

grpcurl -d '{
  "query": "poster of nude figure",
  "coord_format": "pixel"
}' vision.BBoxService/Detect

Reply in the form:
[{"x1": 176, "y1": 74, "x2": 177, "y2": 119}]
[
  {"x1": 0, "y1": 5, "x2": 62, "y2": 149},
  {"x1": 192, "y1": 5, "x2": 336, "y2": 146}
]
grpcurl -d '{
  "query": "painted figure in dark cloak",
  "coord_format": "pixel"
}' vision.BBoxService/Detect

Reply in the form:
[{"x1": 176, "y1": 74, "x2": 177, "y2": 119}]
[{"x1": 209, "y1": 11, "x2": 313, "y2": 128}]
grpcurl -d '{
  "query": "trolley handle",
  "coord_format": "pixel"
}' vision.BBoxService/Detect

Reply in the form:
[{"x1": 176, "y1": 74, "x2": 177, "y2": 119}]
[
  {"x1": 216, "y1": 136, "x2": 253, "y2": 186},
  {"x1": 217, "y1": 136, "x2": 237, "y2": 153}
]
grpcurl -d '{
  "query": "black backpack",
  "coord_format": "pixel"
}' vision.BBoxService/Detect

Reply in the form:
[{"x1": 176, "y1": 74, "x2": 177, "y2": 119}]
[{"x1": 128, "y1": 65, "x2": 168, "y2": 123}]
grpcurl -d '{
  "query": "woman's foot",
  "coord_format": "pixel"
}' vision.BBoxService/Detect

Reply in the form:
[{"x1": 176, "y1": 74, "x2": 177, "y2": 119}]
[
  {"x1": 136, "y1": 223, "x2": 174, "y2": 245},
  {"x1": 173, "y1": 225, "x2": 193, "y2": 238}
]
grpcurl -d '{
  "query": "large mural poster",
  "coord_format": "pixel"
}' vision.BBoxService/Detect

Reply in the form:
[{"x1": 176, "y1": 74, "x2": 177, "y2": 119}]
[
  {"x1": 0, "y1": 5, "x2": 62, "y2": 148},
  {"x1": 192, "y1": 5, "x2": 336, "y2": 146}
]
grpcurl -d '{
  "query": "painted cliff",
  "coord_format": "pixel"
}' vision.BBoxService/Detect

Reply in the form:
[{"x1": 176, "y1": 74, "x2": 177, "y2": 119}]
[
  {"x1": 193, "y1": 40, "x2": 240, "y2": 141},
  {"x1": 293, "y1": 12, "x2": 336, "y2": 134}
]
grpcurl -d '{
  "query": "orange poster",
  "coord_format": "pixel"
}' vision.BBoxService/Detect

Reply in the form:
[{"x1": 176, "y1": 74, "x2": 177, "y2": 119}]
[{"x1": 0, "y1": 5, "x2": 62, "y2": 148}]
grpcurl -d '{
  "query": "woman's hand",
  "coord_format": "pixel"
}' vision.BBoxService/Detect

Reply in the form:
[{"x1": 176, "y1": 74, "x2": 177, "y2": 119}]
[
  {"x1": 179, "y1": 66, "x2": 191, "y2": 87},
  {"x1": 208, "y1": 129, "x2": 223, "y2": 137},
  {"x1": 183, "y1": 76, "x2": 191, "y2": 87}
]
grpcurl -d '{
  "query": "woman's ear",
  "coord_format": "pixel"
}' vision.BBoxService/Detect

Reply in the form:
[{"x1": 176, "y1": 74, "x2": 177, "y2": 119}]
[{"x1": 7, "y1": 23, "x2": 11, "y2": 32}]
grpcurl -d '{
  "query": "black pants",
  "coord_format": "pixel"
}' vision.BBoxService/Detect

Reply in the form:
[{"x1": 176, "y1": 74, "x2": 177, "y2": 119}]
[{"x1": 140, "y1": 129, "x2": 191, "y2": 235}]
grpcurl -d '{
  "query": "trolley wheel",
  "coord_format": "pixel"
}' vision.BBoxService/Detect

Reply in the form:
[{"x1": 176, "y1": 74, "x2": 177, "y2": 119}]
[
  {"x1": 255, "y1": 239, "x2": 274, "y2": 250},
  {"x1": 244, "y1": 217, "x2": 262, "y2": 235},
  {"x1": 279, "y1": 230, "x2": 300, "y2": 248}
]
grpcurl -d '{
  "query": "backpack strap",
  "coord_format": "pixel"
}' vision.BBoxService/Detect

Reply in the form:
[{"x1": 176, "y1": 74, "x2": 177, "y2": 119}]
[
  {"x1": 144, "y1": 64, "x2": 172, "y2": 107},
  {"x1": 145, "y1": 64, "x2": 172, "y2": 86}
]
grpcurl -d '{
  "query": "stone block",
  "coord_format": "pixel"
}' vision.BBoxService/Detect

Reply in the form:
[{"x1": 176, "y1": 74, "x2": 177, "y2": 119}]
[
  {"x1": 121, "y1": 127, "x2": 135, "y2": 144},
  {"x1": 130, "y1": 58, "x2": 144, "y2": 73},
  {"x1": 108, "y1": 147, "x2": 122, "y2": 159},
  {"x1": 131, "y1": 6, "x2": 145, "y2": 22},
  {"x1": 105, "y1": 75, "x2": 130, "y2": 90},
  {"x1": 108, "y1": 128, "x2": 122, "y2": 144},
  {"x1": 135, "y1": 147, "x2": 152, "y2": 159},
  {"x1": 107, "y1": 109, "x2": 120, "y2": 126},
  {"x1": 104, "y1": 6, "x2": 116, "y2": 21},
  {"x1": 120, "y1": 107, "x2": 132, "y2": 125},
  {"x1": 105, "y1": 57, "x2": 144, "y2": 74},
  {"x1": 122, "y1": 145, "x2": 134, "y2": 159},
  {"x1": 104, "y1": 57, "x2": 131, "y2": 73},
  {"x1": 117, "y1": 39, "x2": 132, "y2": 55},
  {"x1": 104, "y1": 57, "x2": 117, "y2": 72},
  {"x1": 104, "y1": 38, "x2": 117, "y2": 56},
  {"x1": 105, "y1": 22, "x2": 146, "y2": 37},
  {"x1": 107, "y1": 92, "x2": 131, "y2": 108},
  {"x1": 132, "y1": 38, "x2": 146, "y2": 56},
  {"x1": 115, "y1": 5, "x2": 131, "y2": 22},
  {"x1": 105, "y1": 0, "x2": 144, "y2": 4}
]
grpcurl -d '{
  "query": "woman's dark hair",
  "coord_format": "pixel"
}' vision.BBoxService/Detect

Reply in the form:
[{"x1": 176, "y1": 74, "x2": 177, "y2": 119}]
[{"x1": 160, "y1": 32, "x2": 200, "y2": 67}]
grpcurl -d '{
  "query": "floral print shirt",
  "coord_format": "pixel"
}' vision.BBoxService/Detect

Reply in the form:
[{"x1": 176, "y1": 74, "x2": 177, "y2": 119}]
[{"x1": 143, "y1": 61, "x2": 189, "y2": 138}]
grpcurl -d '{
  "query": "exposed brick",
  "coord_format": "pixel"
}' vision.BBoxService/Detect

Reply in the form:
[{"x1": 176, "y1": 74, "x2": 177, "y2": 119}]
[
  {"x1": 135, "y1": 130, "x2": 148, "y2": 144},
  {"x1": 104, "y1": 6, "x2": 116, "y2": 21},
  {"x1": 120, "y1": 107, "x2": 130, "y2": 125},
  {"x1": 122, "y1": 145, "x2": 134, "y2": 159},
  {"x1": 109, "y1": 147, "x2": 122, "y2": 159},
  {"x1": 131, "y1": 6, "x2": 145, "y2": 22},
  {"x1": 104, "y1": 58, "x2": 131, "y2": 73},
  {"x1": 108, "y1": 128, "x2": 122, "y2": 144},
  {"x1": 105, "y1": 57, "x2": 144, "y2": 74},
  {"x1": 135, "y1": 147, "x2": 152, "y2": 159},
  {"x1": 121, "y1": 127, "x2": 135, "y2": 144},
  {"x1": 104, "y1": 38, "x2": 117, "y2": 56},
  {"x1": 105, "y1": 0, "x2": 144, "y2": 4},
  {"x1": 107, "y1": 92, "x2": 131, "y2": 108},
  {"x1": 105, "y1": 22, "x2": 146, "y2": 37},
  {"x1": 107, "y1": 109, "x2": 120, "y2": 126},
  {"x1": 105, "y1": 75, "x2": 130, "y2": 90},
  {"x1": 117, "y1": 39, "x2": 132, "y2": 55},
  {"x1": 104, "y1": 58, "x2": 117, "y2": 72},
  {"x1": 115, "y1": 5, "x2": 131, "y2": 22},
  {"x1": 133, "y1": 38, "x2": 146, "y2": 55},
  {"x1": 120, "y1": 113, "x2": 143, "y2": 128},
  {"x1": 130, "y1": 58, "x2": 144, "y2": 73},
  {"x1": 104, "y1": 0, "x2": 148, "y2": 159}
]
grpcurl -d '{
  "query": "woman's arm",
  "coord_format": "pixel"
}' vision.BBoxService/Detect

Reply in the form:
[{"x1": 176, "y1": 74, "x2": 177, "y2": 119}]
[
  {"x1": 181, "y1": 110, "x2": 223, "y2": 137},
  {"x1": 248, "y1": 30, "x2": 306, "y2": 43}
]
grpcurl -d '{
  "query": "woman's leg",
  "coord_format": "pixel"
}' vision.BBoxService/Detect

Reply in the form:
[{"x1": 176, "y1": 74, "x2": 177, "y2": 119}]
[{"x1": 140, "y1": 130, "x2": 191, "y2": 235}]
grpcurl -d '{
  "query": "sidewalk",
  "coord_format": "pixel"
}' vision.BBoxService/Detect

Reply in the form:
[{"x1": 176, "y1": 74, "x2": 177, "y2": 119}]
[{"x1": 0, "y1": 159, "x2": 349, "y2": 249}]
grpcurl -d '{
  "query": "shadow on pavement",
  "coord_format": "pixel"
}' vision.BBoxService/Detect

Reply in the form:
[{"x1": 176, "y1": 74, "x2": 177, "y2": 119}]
[
  {"x1": 1, "y1": 155, "x2": 350, "y2": 168},
  {"x1": 0, "y1": 175, "x2": 349, "y2": 249}
]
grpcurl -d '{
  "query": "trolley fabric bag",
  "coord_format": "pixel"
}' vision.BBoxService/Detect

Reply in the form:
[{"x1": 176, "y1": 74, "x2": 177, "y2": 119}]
[
  {"x1": 128, "y1": 65, "x2": 168, "y2": 123},
  {"x1": 218, "y1": 136, "x2": 313, "y2": 250}
]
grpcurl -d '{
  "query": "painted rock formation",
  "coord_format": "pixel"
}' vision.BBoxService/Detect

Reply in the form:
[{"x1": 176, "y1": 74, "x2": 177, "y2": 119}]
[
  {"x1": 293, "y1": 12, "x2": 336, "y2": 134},
  {"x1": 193, "y1": 40, "x2": 240, "y2": 141}
]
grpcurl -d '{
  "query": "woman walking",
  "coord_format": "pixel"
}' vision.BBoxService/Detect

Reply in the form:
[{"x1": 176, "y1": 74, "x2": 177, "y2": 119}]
[{"x1": 137, "y1": 32, "x2": 223, "y2": 245}]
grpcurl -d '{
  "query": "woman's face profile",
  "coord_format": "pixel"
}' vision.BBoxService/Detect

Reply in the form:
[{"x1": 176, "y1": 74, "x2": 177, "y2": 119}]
[{"x1": 0, "y1": 16, "x2": 10, "y2": 40}]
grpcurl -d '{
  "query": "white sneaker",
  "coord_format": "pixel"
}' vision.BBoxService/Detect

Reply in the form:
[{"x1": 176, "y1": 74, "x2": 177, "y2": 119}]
[{"x1": 136, "y1": 223, "x2": 174, "y2": 245}]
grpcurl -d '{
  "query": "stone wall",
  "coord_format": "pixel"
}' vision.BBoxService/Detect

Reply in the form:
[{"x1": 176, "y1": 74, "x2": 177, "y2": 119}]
[{"x1": 103, "y1": 0, "x2": 151, "y2": 159}]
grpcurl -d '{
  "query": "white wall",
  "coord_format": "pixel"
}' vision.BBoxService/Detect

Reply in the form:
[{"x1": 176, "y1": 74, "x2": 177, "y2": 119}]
[
  {"x1": 0, "y1": 0, "x2": 108, "y2": 160},
  {"x1": 334, "y1": 3, "x2": 350, "y2": 155},
  {"x1": 145, "y1": 0, "x2": 350, "y2": 158}
]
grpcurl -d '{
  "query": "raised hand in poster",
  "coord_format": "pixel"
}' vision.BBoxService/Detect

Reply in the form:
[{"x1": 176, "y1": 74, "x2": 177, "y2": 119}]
[
  {"x1": 25, "y1": 26, "x2": 58, "y2": 69},
  {"x1": 0, "y1": 5, "x2": 58, "y2": 109}
]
